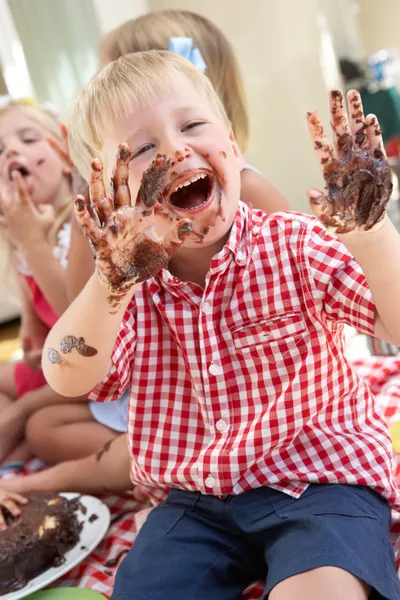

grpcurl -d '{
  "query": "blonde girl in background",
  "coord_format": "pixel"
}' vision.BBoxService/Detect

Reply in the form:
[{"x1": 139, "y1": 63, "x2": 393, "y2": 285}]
[{"x1": 0, "y1": 99, "x2": 121, "y2": 467}]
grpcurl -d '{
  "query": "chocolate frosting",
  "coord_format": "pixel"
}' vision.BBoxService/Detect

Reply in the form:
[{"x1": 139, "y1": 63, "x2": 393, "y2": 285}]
[{"x1": 0, "y1": 493, "x2": 81, "y2": 595}]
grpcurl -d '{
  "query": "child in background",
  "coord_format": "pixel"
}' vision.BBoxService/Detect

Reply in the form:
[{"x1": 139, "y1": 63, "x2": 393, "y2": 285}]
[
  {"x1": 0, "y1": 99, "x2": 120, "y2": 467},
  {"x1": 5, "y1": 10, "x2": 289, "y2": 496},
  {"x1": 44, "y1": 51, "x2": 400, "y2": 599}
]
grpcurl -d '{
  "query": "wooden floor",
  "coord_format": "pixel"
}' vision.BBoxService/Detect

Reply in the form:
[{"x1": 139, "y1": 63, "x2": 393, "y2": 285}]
[{"x1": 0, "y1": 319, "x2": 21, "y2": 363}]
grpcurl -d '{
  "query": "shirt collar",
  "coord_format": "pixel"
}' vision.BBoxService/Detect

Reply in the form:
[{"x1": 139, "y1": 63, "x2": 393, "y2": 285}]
[
  {"x1": 225, "y1": 200, "x2": 251, "y2": 266},
  {"x1": 154, "y1": 200, "x2": 252, "y2": 289}
]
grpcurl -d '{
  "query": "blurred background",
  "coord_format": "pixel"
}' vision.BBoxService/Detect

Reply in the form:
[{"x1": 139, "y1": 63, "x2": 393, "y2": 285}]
[{"x1": 1, "y1": 0, "x2": 400, "y2": 332}]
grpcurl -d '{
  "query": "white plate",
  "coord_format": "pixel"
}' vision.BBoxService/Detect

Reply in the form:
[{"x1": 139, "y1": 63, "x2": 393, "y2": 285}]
[{"x1": 2, "y1": 493, "x2": 111, "y2": 600}]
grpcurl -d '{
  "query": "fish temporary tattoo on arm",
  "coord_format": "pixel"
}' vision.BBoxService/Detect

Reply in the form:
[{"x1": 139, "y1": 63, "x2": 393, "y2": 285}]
[
  {"x1": 48, "y1": 348, "x2": 62, "y2": 364},
  {"x1": 47, "y1": 336, "x2": 98, "y2": 366},
  {"x1": 59, "y1": 335, "x2": 98, "y2": 357}
]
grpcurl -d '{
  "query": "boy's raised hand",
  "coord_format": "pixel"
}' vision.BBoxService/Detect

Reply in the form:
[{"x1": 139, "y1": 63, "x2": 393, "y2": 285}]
[
  {"x1": 74, "y1": 144, "x2": 192, "y2": 291},
  {"x1": 306, "y1": 89, "x2": 392, "y2": 234}
]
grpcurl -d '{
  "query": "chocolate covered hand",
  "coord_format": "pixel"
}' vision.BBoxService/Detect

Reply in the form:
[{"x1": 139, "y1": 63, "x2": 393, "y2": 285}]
[
  {"x1": 74, "y1": 145, "x2": 192, "y2": 291},
  {"x1": 307, "y1": 89, "x2": 392, "y2": 234}
]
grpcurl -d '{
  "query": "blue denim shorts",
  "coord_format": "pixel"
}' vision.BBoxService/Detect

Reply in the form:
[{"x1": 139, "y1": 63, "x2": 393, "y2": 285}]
[{"x1": 112, "y1": 484, "x2": 400, "y2": 600}]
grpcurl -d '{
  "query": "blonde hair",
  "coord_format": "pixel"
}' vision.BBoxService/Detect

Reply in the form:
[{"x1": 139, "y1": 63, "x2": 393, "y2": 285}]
[
  {"x1": 0, "y1": 101, "x2": 72, "y2": 289},
  {"x1": 99, "y1": 10, "x2": 249, "y2": 152},
  {"x1": 69, "y1": 50, "x2": 231, "y2": 181}
]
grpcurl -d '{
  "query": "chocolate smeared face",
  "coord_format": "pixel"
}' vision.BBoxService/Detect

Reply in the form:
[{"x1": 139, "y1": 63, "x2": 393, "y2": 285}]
[
  {"x1": 101, "y1": 71, "x2": 243, "y2": 251},
  {"x1": 307, "y1": 89, "x2": 392, "y2": 234},
  {"x1": 0, "y1": 108, "x2": 69, "y2": 206}
]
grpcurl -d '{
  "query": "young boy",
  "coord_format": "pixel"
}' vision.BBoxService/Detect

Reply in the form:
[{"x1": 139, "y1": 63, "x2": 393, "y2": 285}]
[{"x1": 43, "y1": 52, "x2": 400, "y2": 599}]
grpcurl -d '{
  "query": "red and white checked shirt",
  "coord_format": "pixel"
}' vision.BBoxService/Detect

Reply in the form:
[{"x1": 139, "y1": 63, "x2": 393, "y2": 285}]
[{"x1": 90, "y1": 202, "x2": 400, "y2": 507}]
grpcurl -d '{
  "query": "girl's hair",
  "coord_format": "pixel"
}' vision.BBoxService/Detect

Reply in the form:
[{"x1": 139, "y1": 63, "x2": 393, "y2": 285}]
[
  {"x1": 0, "y1": 100, "x2": 72, "y2": 244},
  {"x1": 69, "y1": 50, "x2": 231, "y2": 182},
  {"x1": 99, "y1": 10, "x2": 249, "y2": 152}
]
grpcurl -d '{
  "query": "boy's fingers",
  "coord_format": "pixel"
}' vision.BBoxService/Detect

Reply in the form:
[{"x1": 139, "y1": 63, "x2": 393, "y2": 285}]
[
  {"x1": 90, "y1": 159, "x2": 108, "y2": 222},
  {"x1": 365, "y1": 113, "x2": 387, "y2": 160},
  {"x1": 112, "y1": 144, "x2": 132, "y2": 209},
  {"x1": 347, "y1": 89, "x2": 369, "y2": 152},
  {"x1": 98, "y1": 198, "x2": 114, "y2": 224},
  {"x1": 74, "y1": 194, "x2": 101, "y2": 240},
  {"x1": 329, "y1": 89, "x2": 353, "y2": 156},
  {"x1": 306, "y1": 111, "x2": 334, "y2": 169}
]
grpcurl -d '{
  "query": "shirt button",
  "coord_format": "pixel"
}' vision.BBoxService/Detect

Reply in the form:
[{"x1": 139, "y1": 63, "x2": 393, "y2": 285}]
[
  {"x1": 209, "y1": 362, "x2": 223, "y2": 376},
  {"x1": 216, "y1": 419, "x2": 228, "y2": 433},
  {"x1": 237, "y1": 251, "x2": 245, "y2": 262},
  {"x1": 205, "y1": 475, "x2": 216, "y2": 488}
]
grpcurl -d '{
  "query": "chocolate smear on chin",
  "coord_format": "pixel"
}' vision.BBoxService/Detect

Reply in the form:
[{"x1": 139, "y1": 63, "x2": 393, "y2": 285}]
[{"x1": 191, "y1": 183, "x2": 225, "y2": 243}]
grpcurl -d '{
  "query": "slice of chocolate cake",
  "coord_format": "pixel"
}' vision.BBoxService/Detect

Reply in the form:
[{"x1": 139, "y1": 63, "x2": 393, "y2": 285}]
[{"x1": 0, "y1": 493, "x2": 82, "y2": 595}]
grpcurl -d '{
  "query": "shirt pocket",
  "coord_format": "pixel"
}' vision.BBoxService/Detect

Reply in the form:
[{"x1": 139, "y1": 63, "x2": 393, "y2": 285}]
[{"x1": 231, "y1": 312, "x2": 309, "y2": 367}]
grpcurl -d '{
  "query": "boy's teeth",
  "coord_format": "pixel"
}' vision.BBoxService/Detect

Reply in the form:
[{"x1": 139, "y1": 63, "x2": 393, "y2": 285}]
[{"x1": 175, "y1": 173, "x2": 207, "y2": 190}]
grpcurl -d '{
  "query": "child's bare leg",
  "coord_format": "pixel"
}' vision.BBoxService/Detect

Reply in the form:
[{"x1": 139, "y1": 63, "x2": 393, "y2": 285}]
[
  {"x1": 2, "y1": 440, "x2": 33, "y2": 465},
  {"x1": 270, "y1": 567, "x2": 369, "y2": 600},
  {"x1": 1, "y1": 434, "x2": 133, "y2": 495},
  {"x1": 0, "y1": 392, "x2": 12, "y2": 412},
  {"x1": 25, "y1": 403, "x2": 120, "y2": 464},
  {"x1": 0, "y1": 385, "x2": 88, "y2": 464},
  {"x1": 0, "y1": 363, "x2": 17, "y2": 410}
]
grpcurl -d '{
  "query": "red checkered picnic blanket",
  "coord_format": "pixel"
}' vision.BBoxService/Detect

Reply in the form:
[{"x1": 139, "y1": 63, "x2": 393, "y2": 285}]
[{"x1": 4, "y1": 356, "x2": 400, "y2": 599}]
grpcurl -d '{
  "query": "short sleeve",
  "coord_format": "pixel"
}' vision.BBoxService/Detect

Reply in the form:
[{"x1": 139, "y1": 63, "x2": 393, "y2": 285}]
[
  {"x1": 305, "y1": 220, "x2": 375, "y2": 336},
  {"x1": 88, "y1": 300, "x2": 137, "y2": 403}
]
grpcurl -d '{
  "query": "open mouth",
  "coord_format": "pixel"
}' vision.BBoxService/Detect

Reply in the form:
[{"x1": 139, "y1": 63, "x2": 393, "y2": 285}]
[
  {"x1": 168, "y1": 173, "x2": 213, "y2": 212},
  {"x1": 8, "y1": 163, "x2": 31, "y2": 180}
]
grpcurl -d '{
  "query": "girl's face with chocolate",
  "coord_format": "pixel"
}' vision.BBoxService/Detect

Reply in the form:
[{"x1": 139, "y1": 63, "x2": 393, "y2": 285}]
[
  {"x1": 0, "y1": 107, "x2": 66, "y2": 207},
  {"x1": 103, "y1": 72, "x2": 244, "y2": 248}
]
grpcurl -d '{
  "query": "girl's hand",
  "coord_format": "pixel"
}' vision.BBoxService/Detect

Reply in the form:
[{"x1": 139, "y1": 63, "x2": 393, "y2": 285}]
[
  {"x1": 21, "y1": 339, "x2": 43, "y2": 371},
  {"x1": 0, "y1": 173, "x2": 55, "y2": 247},
  {"x1": 47, "y1": 123, "x2": 88, "y2": 199},
  {"x1": 0, "y1": 489, "x2": 28, "y2": 531},
  {"x1": 306, "y1": 89, "x2": 393, "y2": 234},
  {"x1": 74, "y1": 144, "x2": 192, "y2": 292},
  {"x1": 21, "y1": 326, "x2": 47, "y2": 370}
]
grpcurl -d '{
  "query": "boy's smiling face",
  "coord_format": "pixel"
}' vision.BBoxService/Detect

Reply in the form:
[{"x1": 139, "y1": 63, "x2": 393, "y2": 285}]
[{"x1": 103, "y1": 72, "x2": 244, "y2": 248}]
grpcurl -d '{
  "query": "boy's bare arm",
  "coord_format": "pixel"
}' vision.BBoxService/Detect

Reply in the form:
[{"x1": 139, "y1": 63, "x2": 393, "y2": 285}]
[
  {"x1": 43, "y1": 145, "x2": 192, "y2": 397},
  {"x1": 42, "y1": 272, "x2": 137, "y2": 396},
  {"x1": 307, "y1": 89, "x2": 400, "y2": 345}
]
